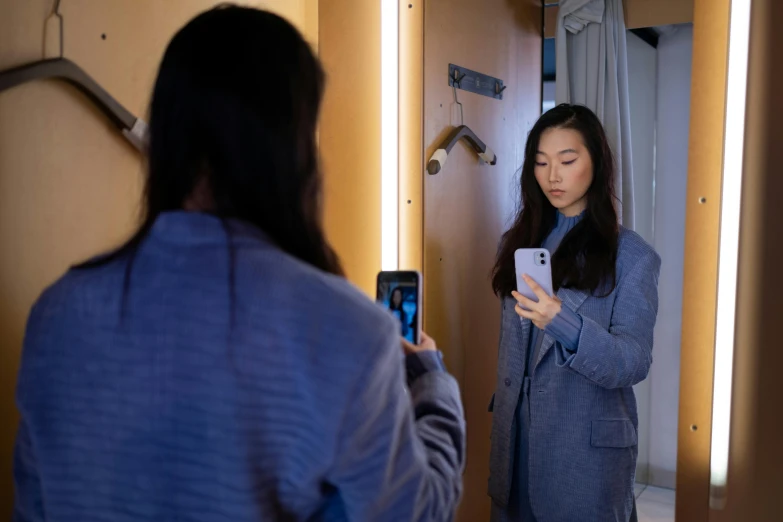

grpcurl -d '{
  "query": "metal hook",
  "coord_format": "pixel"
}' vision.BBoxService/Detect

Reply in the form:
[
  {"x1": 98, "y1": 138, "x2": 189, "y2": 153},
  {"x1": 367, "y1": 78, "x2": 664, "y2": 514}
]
[
  {"x1": 452, "y1": 68, "x2": 467, "y2": 87},
  {"x1": 45, "y1": 0, "x2": 64, "y2": 58},
  {"x1": 452, "y1": 84, "x2": 464, "y2": 126},
  {"x1": 495, "y1": 82, "x2": 507, "y2": 97},
  {"x1": 451, "y1": 68, "x2": 466, "y2": 126}
]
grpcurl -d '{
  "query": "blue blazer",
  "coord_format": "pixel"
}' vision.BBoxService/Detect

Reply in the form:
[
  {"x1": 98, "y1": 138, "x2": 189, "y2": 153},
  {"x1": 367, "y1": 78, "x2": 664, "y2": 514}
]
[
  {"x1": 14, "y1": 212, "x2": 465, "y2": 522},
  {"x1": 488, "y1": 228, "x2": 661, "y2": 522}
]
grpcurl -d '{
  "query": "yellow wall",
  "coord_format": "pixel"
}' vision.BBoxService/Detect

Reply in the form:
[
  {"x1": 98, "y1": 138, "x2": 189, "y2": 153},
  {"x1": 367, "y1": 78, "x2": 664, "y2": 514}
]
[
  {"x1": 318, "y1": 0, "x2": 383, "y2": 295},
  {"x1": 544, "y1": 0, "x2": 695, "y2": 39},
  {"x1": 724, "y1": 0, "x2": 783, "y2": 518},
  {"x1": 623, "y1": 0, "x2": 693, "y2": 29},
  {"x1": 675, "y1": 0, "x2": 730, "y2": 519},
  {"x1": 0, "y1": 1, "x2": 314, "y2": 515}
]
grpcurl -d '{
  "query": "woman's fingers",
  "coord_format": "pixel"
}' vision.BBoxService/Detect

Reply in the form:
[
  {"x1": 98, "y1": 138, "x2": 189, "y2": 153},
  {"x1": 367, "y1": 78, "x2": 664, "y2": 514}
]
[
  {"x1": 514, "y1": 303, "x2": 537, "y2": 321},
  {"x1": 511, "y1": 291, "x2": 538, "y2": 312},
  {"x1": 522, "y1": 274, "x2": 550, "y2": 300},
  {"x1": 401, "y1": 337, "x2": 417, "y2": 355},
  {"x1": 418, "y1": 331, "x2": 437, "y2": 351},
  {"x1": 402, "y1": 331, "x2": 437, "y2": 354}
]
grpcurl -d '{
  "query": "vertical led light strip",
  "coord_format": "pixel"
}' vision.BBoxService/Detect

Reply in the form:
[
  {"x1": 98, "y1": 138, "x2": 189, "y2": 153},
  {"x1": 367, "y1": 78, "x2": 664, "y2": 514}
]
[
  {"x1": 709, "y1": 0, "x2": 752, "y2": 510},
  {"x1": 381, "y1": 0, "x2": 399, "y2": 271}
]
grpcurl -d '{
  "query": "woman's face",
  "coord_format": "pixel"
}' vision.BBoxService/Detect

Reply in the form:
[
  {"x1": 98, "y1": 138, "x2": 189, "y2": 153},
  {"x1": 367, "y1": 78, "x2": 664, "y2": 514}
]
[
  {"x1": 534, "y1": 127, "x2": 594, "y2": 217},
  {"x1": 391, "y1": 289, "x2": 403, "y2": 308}
]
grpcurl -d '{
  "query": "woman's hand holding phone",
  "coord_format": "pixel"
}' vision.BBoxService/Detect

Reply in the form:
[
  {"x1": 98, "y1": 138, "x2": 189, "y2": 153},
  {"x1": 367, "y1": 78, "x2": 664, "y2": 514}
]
[
  {"x1": 401, "y1": 331, "x2": 437, "y2": 355},
  {"x1": 512, "y1": 274, "x2": 562, "y2": 330}
]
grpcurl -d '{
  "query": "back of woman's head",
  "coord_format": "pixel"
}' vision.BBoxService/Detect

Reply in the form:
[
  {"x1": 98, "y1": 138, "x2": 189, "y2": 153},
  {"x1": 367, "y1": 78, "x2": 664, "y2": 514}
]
[
  {"x1": 492, "y1": 104, "x2": 619, "y2": 297},
  {"x1": 88, "y1": 5, "x2": 341, "y2": 275}
]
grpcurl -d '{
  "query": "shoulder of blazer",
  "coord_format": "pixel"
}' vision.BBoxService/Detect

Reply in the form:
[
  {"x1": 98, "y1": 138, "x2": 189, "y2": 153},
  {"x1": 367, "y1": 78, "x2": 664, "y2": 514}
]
[{"x1": 617, "y1": 226, "x2": 661, "y2": 275}]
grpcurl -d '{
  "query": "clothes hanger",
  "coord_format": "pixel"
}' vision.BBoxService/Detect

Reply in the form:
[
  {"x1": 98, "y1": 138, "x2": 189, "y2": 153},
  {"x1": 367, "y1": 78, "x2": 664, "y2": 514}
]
[
  {"x1": 0, "y1": 0, "x2": 148, "y2": 152},
  {"x1": 427, "y1": 71, "x2": 497, "y2": 175},
  {"x1": 0, "y1": 58, "x2": 148, "y2": 152},
  {"x1": 427, "y1": 125, "x2": 497, "y2": 175}
]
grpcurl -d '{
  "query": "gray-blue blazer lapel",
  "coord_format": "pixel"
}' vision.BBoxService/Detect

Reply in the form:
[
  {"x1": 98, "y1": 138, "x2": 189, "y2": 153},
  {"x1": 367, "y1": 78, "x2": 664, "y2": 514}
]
[
  {"x1": 534, "y1": 286, "x2": 589, "y2": 369},
  {"x1": 506, "y1": 298, "x2": 532, "y2": 378}
]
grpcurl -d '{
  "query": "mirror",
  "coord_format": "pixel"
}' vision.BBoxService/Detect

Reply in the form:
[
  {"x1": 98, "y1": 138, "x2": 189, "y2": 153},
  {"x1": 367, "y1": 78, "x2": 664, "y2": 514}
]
[{"x1": 423, "y1": 1, "x2": 701, "y2": 520}]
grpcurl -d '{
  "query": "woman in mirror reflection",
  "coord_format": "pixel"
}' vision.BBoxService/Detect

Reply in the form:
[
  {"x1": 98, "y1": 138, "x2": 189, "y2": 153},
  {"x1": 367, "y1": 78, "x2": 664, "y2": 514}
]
[{"x1": 488, "y1": 104, "x2": 661, "y2": 522}]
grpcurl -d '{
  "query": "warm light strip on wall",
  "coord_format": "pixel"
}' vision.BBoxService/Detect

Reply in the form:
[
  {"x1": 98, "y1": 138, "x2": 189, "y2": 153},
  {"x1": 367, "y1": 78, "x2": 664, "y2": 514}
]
[
  {"x1": 381, "y1": 0, "x2": 399, "y2": 271},
  {"x1": 709, "y1": 0, "x2": 752, "y2": 510}
]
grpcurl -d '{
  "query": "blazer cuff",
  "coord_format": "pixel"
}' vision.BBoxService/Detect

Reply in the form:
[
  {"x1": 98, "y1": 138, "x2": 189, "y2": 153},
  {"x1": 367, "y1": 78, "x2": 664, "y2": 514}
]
[
  {"x1": 545, "y1": 305, "x2": 582, "y2": 352},
  {"x1": 405, "y1": 350, "x2": 446, "y2": 386}
]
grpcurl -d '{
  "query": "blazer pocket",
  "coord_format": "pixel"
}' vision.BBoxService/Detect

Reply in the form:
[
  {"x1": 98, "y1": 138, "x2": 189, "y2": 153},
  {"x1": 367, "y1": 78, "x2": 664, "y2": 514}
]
[
  {"x1": 488, "y1": 393, "x2": 495, "y2": 413},
  {"x1": 590, "y1": 419, "x2": 637, "y2": 448}
]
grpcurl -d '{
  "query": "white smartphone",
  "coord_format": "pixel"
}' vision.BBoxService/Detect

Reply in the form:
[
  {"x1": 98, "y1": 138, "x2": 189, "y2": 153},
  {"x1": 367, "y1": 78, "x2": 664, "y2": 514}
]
[
  {"x1": 514, "y1": 248, "x2": 554, "y2": 309},
  {"x1": 376, "y1": 271, "x2": 422, "y2": 344}
]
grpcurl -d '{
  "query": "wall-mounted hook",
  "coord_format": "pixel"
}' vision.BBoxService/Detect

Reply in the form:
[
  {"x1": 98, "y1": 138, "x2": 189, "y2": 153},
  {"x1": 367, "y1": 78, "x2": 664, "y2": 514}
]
[
  {"x1": 452, "y1": 68, "x2": 466, "y2": 87},
  {"x1": 448, "y1": 63, "x2": 505, "y2": 101}
]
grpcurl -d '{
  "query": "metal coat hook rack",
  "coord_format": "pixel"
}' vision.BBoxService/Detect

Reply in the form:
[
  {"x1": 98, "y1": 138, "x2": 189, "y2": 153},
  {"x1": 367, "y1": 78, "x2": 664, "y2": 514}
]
[{"x1": 428, "y1": 66, "x2": 498, "y2": 175}]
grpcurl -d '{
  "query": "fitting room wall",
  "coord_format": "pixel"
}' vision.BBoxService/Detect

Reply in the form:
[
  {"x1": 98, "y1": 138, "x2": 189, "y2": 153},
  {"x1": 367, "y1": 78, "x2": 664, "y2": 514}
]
[
  {"x1": 319, "y1": 0, "x2": 425, "y2": 293},
  {"x1": 0, "y1": 1, "x2": 316, "y2": 515},
  {"x1": 318, "y1": 0, "x2": 383, "y2": 294},
  {"x1": 422, "y1": 0, "x2": 541, "y2": 519},
  {"x1": 722, "y1": 0, "x2": 783, "y2": 519},
  {"x1": 676, "y1": 0, "x2": 730, "y2": 519}
]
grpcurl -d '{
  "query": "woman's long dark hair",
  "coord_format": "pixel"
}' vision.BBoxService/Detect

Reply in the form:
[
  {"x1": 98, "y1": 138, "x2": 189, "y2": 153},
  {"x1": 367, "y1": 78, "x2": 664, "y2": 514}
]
[
  {"x1": 492, "y1": 104, "x2": 619, "y2": 297},
  {"x1": 77, "y1": 5, "x2": 342, "y2": 276}
]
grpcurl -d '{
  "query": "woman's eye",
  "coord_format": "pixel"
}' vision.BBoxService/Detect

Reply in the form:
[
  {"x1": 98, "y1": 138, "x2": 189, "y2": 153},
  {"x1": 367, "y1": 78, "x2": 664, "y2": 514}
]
[
  {"x1": 535, "y1": 162, "x2": 547, "y2": 167},
  {"x1": 562, "y1": 159, "x2": 576, "y2": 166}
]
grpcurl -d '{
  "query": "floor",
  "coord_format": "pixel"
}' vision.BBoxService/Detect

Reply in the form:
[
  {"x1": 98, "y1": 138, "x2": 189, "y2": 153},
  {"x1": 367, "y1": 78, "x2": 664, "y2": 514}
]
[{"x1": 635, "y1": 484, "x2": 676, "y2": 522}]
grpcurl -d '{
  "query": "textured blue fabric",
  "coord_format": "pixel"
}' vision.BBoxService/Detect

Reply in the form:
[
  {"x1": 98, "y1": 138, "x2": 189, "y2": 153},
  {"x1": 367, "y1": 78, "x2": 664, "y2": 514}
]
[
  {"x1": 489, "y1": 227, "x2": 661, "y2": 522},
  {"x1": 406, "y1": 351, "x2": 446, "y2": 383},
  {"x1": 511, "y1": 211, "x2": 584, "y2": 522},
  {"x1": 526, "y1": 211, "x2": 584, "y2": 371},
  {"x1": 14, "y1": 211, "x2": 466, "y2": 522}
]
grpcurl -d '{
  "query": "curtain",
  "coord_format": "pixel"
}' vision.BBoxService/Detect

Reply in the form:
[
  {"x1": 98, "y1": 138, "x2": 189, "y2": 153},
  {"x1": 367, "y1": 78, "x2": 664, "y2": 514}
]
[{"x1": 555, "y1": 0, "x2": 635, "y2": 229}]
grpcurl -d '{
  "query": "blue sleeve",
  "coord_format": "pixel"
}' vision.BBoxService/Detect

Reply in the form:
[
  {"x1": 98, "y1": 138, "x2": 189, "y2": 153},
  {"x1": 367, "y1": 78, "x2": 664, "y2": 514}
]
[
  {"x1": 13, "y1": 420, "x2": 44, "y2": 522},
  {"x1": 554, "y1": 251, "x2": 661, "y2": 389},
  {"x1": 405, "y1": 350, "x2": 446, "y2": 385},
  {"x1": 545, "y1": 306, "x2": 583, "y2": 351},
  {"x1": 327, "y1": 322, "x2": 466, "y2": 522},
  {"x1": 13, "y1": 302, "x2": 46, "y2": 522}
]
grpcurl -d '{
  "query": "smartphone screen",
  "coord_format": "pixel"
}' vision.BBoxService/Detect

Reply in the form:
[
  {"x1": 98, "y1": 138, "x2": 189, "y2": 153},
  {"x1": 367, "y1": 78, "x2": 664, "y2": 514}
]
[{"x1": 376, "y1": 271, "x2": 421, "y2": 344}]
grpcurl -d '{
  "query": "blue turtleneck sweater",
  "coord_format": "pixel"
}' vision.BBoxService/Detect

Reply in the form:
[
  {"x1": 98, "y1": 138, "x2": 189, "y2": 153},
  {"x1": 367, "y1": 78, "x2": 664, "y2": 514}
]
[{"x1": 526, "y1": 211, "x2": 584, "y2": 373}]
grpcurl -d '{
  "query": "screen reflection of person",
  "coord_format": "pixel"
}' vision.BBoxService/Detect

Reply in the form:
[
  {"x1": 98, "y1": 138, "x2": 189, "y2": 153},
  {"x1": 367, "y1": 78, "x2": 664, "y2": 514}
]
[
  {"x1": 388, "y1": 287, "x2": 412, "y2": 340},
  {"x1": 488, "y1": 104, "x2": 661, "y2": 522}
]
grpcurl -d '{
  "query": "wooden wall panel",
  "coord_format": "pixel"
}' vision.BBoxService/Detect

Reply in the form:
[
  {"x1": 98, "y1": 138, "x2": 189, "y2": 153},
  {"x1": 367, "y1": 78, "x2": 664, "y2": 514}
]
[
  {"x1": 423, "y1": 0, "x2": 541, "y2": 519},
  {"x1": 318, "y1": 0, "x2": 381, "y2": 295},
  {"x1": 675, "y1": 0, "x2": 730, "y2": 520},
  {"x1": 719, "y1": 0, "x2": 783, "y2": 520},
  {"x1": 546, "y1": 0, "x2": 695, "y2": 36},
  {"x1": 0, "y1": 1, "x2": 314, "y2": 515},
  {"x1": 545, "y1": 6, "x2": 558, "y2": 39},
  {"x1": 400, "y1": 1, "x2": 425, "y2": 273},
  {"x1": 624, "y1": 0, "x2": 694, "y2": 29}
]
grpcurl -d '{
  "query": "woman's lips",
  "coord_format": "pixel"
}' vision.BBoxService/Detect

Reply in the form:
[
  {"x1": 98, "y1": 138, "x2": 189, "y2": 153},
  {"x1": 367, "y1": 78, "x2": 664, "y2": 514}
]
[{"x1": 549, "y1": 189, "x2": 565, "y2": 197}]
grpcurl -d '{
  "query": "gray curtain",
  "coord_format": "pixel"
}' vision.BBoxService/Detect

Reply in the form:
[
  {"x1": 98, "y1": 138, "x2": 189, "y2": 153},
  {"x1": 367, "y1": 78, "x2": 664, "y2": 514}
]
[{"x1": 555, "y1": 0, "x2": 635, "y2": 229}]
